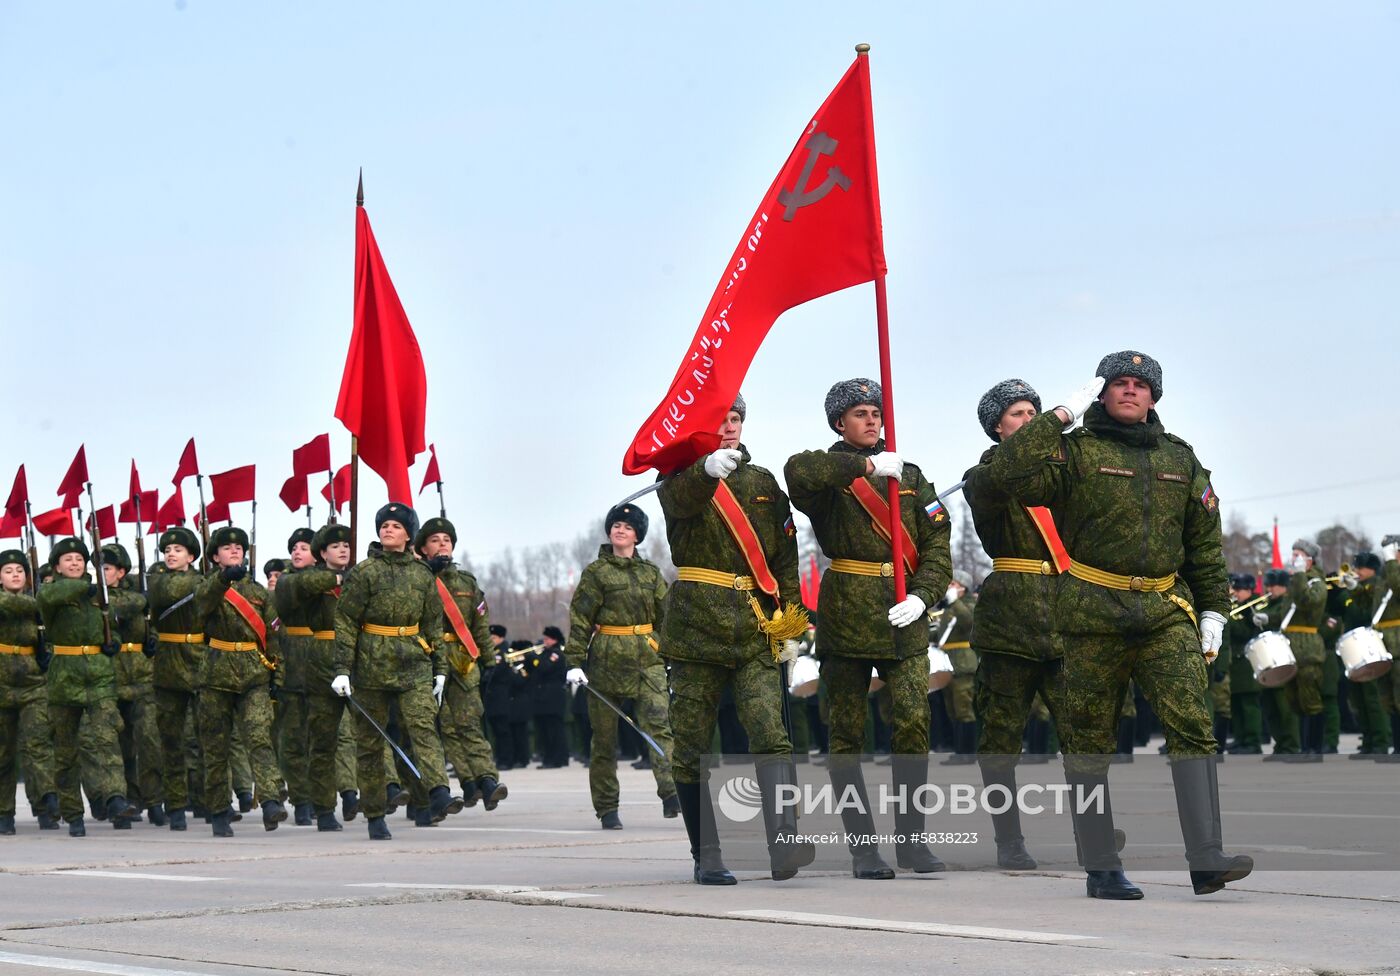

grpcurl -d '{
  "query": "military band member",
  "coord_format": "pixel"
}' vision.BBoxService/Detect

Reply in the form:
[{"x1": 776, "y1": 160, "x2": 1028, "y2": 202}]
[
  {"x1": 993, "y1": 352, "x2": 1251, "y2": 899},
  {"x1": 1279, "y1": 541, "x2": 1329, "y2": 757},
  {"x1": 565, "y1": 503, "x2": 677, "y2": 829},
  {"x1": 1253, "y1": 569, "x2": 1302, "y2": 759},
  {"x1": 147, "y1": 527, "x2": 206, "y2": 831},
  {"x1": 528, "y1": 627, "x2": 570, "y2": 768},
  {"x1": 1225, "y1": 574, "x2": 1263, "y2": 754},
  {"x1": 0, "y1": 550, "x2": 58, "y2": 835},
  {"x1": 1341, "y1": 552, "x2": 1392, "y2": 758},
  {"x1": 1377, "y1": 536, "x2": 1400, "y2": 758},
  {"x1": 482, "y1": 624, "x2": 517, "y2": 768},
  {"x1": 663, "y1": 395, "x2": 813, "y2": 885},
  {"x1": 938, "y1": 571, "x2": 978, "y2": 767}
]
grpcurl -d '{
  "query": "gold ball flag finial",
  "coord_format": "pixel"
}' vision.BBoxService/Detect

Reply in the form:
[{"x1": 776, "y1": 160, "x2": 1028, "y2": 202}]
[
  {"x1": 855, "y1": 43, "x2": 871, "y2": 54},
  {"x1": 356, "y1": 168, "x2": 364, "y2": 208}
]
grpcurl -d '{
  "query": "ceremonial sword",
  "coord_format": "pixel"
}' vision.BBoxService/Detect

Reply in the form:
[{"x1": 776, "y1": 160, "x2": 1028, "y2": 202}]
[
  {"x1": 614, "y1": 477, "x2": 966, "y2": 510},
  {"x1": 347, "y1": 694, "x2": 423, "y2": 781},
  {"x1": 581, "y1": 683, "x2": 665, "y2": 758}
]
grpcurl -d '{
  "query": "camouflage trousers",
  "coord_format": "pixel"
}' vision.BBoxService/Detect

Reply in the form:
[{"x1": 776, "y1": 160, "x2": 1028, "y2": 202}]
[
  {"x1": 82, "y1": 694, "x2": 163, "y2": 810},
  {"x1": 276, "y1": 691, "x2": 312, "y2": 806},
  {"x1": 1349, "y1": 679, "x2": 1392, "y2": 753},
  {"x1": 51, "y1": 700, "x2": 125, "y2": 821},
  {"x1": 440, "y1": 674, "x2": 498, "y2": 785},
  {"x1": 1062, "y1": 619, "x2": 1215, "y2": 774},
  {"x1": 586, "y1": 669, "x2": 675, "y2": 817},
  {"x1": 974, "y1": 653, "x2": 1066, "y2": 759},
  {"x1": 1379, "y1": 628, "x2": 1400, "y2": 713},
  {"x1": 945, "y1": 674, "x2": 976, "y2": 724},
  {"x1": 1292, "y1": 662, "x2": 1324, "y2": 717},
  {"x1": 668, "y1": 656, "x2": 792, "y2": 784},
  {"x1": 1230, "y1": 691, "x2": 1263, "y2": 749},
  {"x1": 305, "y1": 691, "x2": 350, "y2": 814},
  {"x1": 1, "y1": 687, "x2": 55, "y2": 817},
  {"x1": 824, "y1": 654, "x2": 928, "y2": 756},
  {"x1": 1210, "y1": 674, "x2": 1231, "y2": 717},
  {"x1": 352, "y1": 685, "x2": 448, "y2": 818},
  {"x1": 155, "y1": 688, "x2": 203, "y2": 809},
  {"x1": 1262, "y1": 685, "x2": 1301, "y2": 753},
  {"x1": 198, "y1": 685, "x2": 280, "y2": 813}
]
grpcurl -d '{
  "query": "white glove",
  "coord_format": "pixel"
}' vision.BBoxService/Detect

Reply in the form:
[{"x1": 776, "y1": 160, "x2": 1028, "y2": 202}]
[
  {"x1": 703, "y1": 449, "x2": 743, "y2": 480},
  {"x1": 1340, "y1": 571, "x2": 1360, "y2": 591},
  {"x1": 331, "y1": 674, "x2": 352, "y2": 698},
  {"x1": 888, "y1": 594, "x2": 927, "y2": 629},
  {"x1": 1289, "y1": 553, "x2": 1309, "y2": 572},
  {"x1": 868, "y1": 451, "x2": 903, "y2": 481},
  {"x1": 1056, "y1": 376, "x2": 1106, "y2": 425},
  {"x1": 778, "y1": 640, "x2": 800, "y2": 664},
  {"x1": 944, "y1": 584, "x2": 959, "y2": 607},
  {"x1": 1199, "y1": 611, "x2": 1225, "y2": 663},
  {"x1": 432, "y1": 674, "x2": 446, "y2": 706},
  {"x1": 1251, "y1": 612, "x2": 1270, "y2": 629},
  {"x1": 566, "y1": 667, "x2": 588, "y2": 687},
  {"x1": 1382, "y1": 541, "x2": 1398, "y2": 563}
]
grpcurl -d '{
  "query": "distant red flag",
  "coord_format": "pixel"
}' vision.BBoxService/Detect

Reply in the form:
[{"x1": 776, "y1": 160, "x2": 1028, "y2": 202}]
[
  {"x1": 280, "y1": 475, "x2": 309, "y2": 513},
  {"x1": 418, "y1": 443, "x2": 441, "y2": 495},
  {"x1": 801, "y1": 554, "x2": 821, "y2": 611},
  {"x1": 199, "y1": 498, "x2": 231, "y2": 527},
  {"x1": 57, "y1": 445, "x2": 89, "y2": 507},
  {"x1": 292, "y1": 434, "x2": 332, "y2": 477},
  {"x1": 0, "y1": 511, "x2": 23, "y2": 539},
  {"x1": 151, "y1": 489, "x2": 186, "y2": 532},
  {"x1": 322, "y1": 465, "x2": 351, "y2": 514},
  {"x1": 4, "y1": 465, "x2": 27, "y2": 520},
  {"x1": 33, "y1": 507, "x2": 75, "y2": 537},
  {"x1": 209, "y1": 465, "x2": 256, "y2": 505},
  {"x1": 128, "y1": 461, "x2": 142, "y2": 501},
  {"x1": 85, "y1": 505, "x2": 117, "y2": 542},
  {"x1": 335, "y1": 195, "x2": 428, "y2": 504},
  {"x1": 173, "y1": 438, "x2": 199, "y2": 485},
  {"x1": 622, "y1": 54, "x2": 885, "y2": 475},
  {"x1": 119, "y1": 490, "x2": 159, "y2": 524},
  {"x1": 1271, "y1": 519, "x2": 1283, "y2": 570}
]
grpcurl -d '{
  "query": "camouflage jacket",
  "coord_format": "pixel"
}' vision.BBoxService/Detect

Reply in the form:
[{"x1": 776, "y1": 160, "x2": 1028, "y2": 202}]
[
  {"x1": 1226, "y1": 607, "x2": 1260, "y2": 691},
  {"x1": 963, "y1": 444, "x2": 1062, "y2": 662},
  {"x1": 333, "y1": 547, "x2": 444, "y2": 691},
  {"x1": 196, "y1": 573, "x2": 275, "y2": 694},
  {"x1": 658, "y1": 446, "x2": 800, "y2": 667},
  {"x1": 990, "y1": 404, "x2": 1229, "y2": 636},
  {"x1": 147, "y1": 567, "x2": 207, "y2": 693},
  {"x1": 784, "y1": 440, "x2": 952, "y2": 661},
  {"x1": 1342, "y1": 576, "x2": 1382, "y2": 634},
  {"x1": 938, "y1": 595, "x2": 978, "y2": 674},
  {"x1": 566, "y1": 545, "x2": 667, "y2": 693},
  {"x1": 432, "y1": 563, "x2": 494, "y2": 691},
  {"x1": 275, "y1": 566, "x2": 341, "y2": 694},
  {"x1": 0, "y1": 590, "x2": 45, "y2": 707},
  {"x1": 109, "y1": 584, "x2": 152, "y2": 699},
  {"x1": 1379, "y1": 560, "x2": 1400, "y2": 627},
  {"x1": 37, "y1": 577, "x2": 116, "y2": 707},
  {"x1": 1284, "y1": 566, "x2": 1328, "y2": 666}
]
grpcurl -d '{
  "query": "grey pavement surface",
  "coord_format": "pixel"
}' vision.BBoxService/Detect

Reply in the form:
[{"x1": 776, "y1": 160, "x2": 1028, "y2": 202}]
[{"x1": 2, "y1": 743, "x2": 1398, "y2": 976}]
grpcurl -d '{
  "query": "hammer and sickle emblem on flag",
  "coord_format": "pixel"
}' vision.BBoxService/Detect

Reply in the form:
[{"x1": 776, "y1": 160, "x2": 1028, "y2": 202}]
[{"x1": 777, "y1": 130, "x2": 851, "y2": 221}]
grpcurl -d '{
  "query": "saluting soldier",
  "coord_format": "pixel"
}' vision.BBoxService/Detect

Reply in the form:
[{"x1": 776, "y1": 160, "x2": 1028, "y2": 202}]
[
  {"x1": 784, "y1": 378, "x2": 951, "y2": 879},
  {"x1": 662, "y1": 394, "x2": 813, "y2": 886},
  {"x1": 1225, "y1": 574, "x2": 1263, "y2": 754},
  {"x1": 37, "y1": 537, "x2": 138, "y2": 836},
  {"x1": 1283, "y1": 540, "x2": 1329, "y2": 757},
  {"x1": 992, "y1": 352, "x2": 1251, "y2": 899},
  {"x1": 565, "y1": 503, "x2": 677, "y2": 830},
  {"x1": 0, "y1": 550, "x2": 58, "y2": 834},
  {"x1": 416, "y1": 517, "x2": 508, "y2": 815},
  {"x1": 938, "y1": 571, "x2": 978, "y2": 766},
  {"x1": 331, "y1": 503, "x2": 463, "y2": 840}
]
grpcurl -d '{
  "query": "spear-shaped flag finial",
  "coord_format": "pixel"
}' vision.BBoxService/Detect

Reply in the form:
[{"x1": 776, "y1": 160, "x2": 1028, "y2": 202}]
[{"x1": 356, "y1": 168, "x2": 364, "y2": 208}]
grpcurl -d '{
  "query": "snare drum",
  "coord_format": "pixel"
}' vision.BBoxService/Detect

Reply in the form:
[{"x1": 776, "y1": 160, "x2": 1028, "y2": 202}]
[
  {"x1": 927, "y1": 648, "x2": 954, "y2": 691},
  {"x1": 788, "y1": 655, "x2": 821, "y2": 698},
  {"x1": 1335, "y1": 628, "x2": 1393, "y2": 682},
  {"x1": 1244, "y1": 631, "x2": 1297, "y2": 687}
]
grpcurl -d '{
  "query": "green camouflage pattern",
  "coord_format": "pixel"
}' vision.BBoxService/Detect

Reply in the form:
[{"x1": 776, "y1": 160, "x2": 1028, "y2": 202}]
[
  {"x1": 1226, "y1": 607, "x2": 1261, "y2": 693},
  {"x1": 433, "y1": 563, "x2": 493, "y2": 690},
  {"x1": 37, "y1": 578, "x2": 116, "y2": 708},
  {"x1": 305, "y1": 693, "x2": 350, "y2": 813},
  {"x1": 566, "y1": 545, "x2": 668, "y2": 694},
  {"x1": 783, "y1": 440, "x2": 953, "y2": 659},
  {"x1": 147, "y1": 568, "x2": 207, "y2": 693},
  {"x1": 1259, "y1": 594, "x2": 1303, "y2": 750},
  {"x1": 333, "y1": 548, "x2": 444, "y2": 690},
  {"x1": 584, "y1": 668, "x2": 675, "y2": 817},
  {"x1": 668, "y1": 656, "x2": 792, "y2": 784},
  {"x1": 351, "y1": 685, "x2": 448, "y2": 818},
  {"x1": 198, "y1": 684, "x2": 280, "y2": 811},
  {"x1": 440, "y1": 673, "x2": 496, "y2": 782},
  {"x1": 0, "y1": 590, "x2": 46, "y2": 707},
  {"x1": 1261, "y1": 590, "x2": 1323, "y2": 716},
  {"x1": 196, "y1": 574, "x2": 276, "y2": 694},
  {"x1": 824, "y1": 653, "x2": 928, "y2": 755},
  {"x1": 108, "y1": 586, "x2": 152, "y2": 695},
  {"x1": 975, "y1": 653, "x2": 1066, "y2": 758},
  {"x1": 1, "y1": 589, "x2": 57, "y2": 814},
  {"x1": 275, "y1": 566, "x2": 341, "y2": 692},
  {"x1": 276, "y1": 690, "x2": 311, "y2": 806},
  {"x1": 51, "y1": 700, "x2": 125, "y2": 819},
  {"x1": 1285, "y1": 566, "x2": 1329, "y2": 667},
  {"x1": 155, "y1": 687, "x2": 201, "y2": 808}
]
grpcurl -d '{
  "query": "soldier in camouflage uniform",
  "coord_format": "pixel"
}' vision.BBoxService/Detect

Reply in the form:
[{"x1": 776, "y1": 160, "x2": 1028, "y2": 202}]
[
  {"x1": 1340, "y1": 552, "x2": 1393, "y2": 758},
  {"x1": 273, "y1": 531, "x2": 316, "y2": 825},
  {"x1": 332, "y1": 503, "x2": 463, "y2": 840},
  {"x1": 993, "y1": 352, "x2": 1251, "y2": 899},
  {"x1": 37, "y1": 537, "x2": 139, "y2": 836},
  {"x1": 1283, "y1": 540, "x2": 1329, "y2": 757},
  {"x1": 662, "y1": 395, "x2": 813, "y2": 885},
  {"x1": 1253, "y1": 569, "x2": 1302, "y2": 759},
  {"x1": 0, "y1": 550, "x2": 58, "y2": 834},
  {"x1": 147, "y1": 527, "x2": 205, "y2": 831},
  {"x1": 417, "y1": 516, "x2": 508, "y2": 822},
  {"x1": 1376, "y1": 536, "x2": 1400, "y2": 758},
  {"x1": 785, "y1": 378, "x2": 952, "y2": 879},
  {"x1": 565, "y1": 503, "x2": 676, "y2": 829},
  {"x1": 1225, "y1": 575, "x2": 1263, "y2": 754},
  {"x1": 938, "y1": 571, "x2": 978, "y2": 766}
]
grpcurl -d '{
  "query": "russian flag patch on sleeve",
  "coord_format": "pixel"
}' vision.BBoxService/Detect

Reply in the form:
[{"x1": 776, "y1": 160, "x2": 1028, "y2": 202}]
[{"x1": 926, "y1": 499, "x2": 946, "y2": 522}]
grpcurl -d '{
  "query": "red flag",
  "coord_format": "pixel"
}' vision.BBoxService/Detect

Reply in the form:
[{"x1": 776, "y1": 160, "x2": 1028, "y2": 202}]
[
  {"x1": 800, "y1": 554, "x2": 821, "y2": 611},
  {"x1": 280, "y1": 474, "x2": 309, "y2": 513},
  {"x1": 85, "y1": 505, "x2": 117, "y2": 542},
  {"x1": 119, "y1": 491, "x2": 159, "y2": 524},
  {"x1": 418, "y1": 443, "x2": 441, "y2": 495},
  {"x1": 209, "y1": 465, "x2": 256, "y2": 505},
  {"x1": 622, "y1": 55, "x2": 885, "y2": 474},
  {"x1": 151, "y1": 488, "x2": 186, "y2": 532},
  {"x1": 1271, "y1": 518, "x2": 1283, "y2": 570},
  {"x1": 128, "y1": 461, "x2": 142, "y2": 502},
  {"x1": 292, "y1": 433, "x2": 332, "y2": 477},
  {"x1": 335, "y1": 196, "x2": 428, "y2": 503},
  {"x1": 32, "y1": 507, "x2": 75, "y2": 537},
  {"x1": 0, "y1": 511, "x2": 23, "y2": 539},
  {"x1": 173, "y1": 438, "x2": 199, "y2": 485},
  {"x1": 322, "y1": 465, "x2": 351, "y2": 514},
  {"x1": 199, "y1": 498, "x2": 231, "y2": 527},
  {"x1": 4, "y1": 465, "x2": 27, "y2": 520},
  {"x1": 57, "y1": 445, "x2": 89, "y2": 507}
]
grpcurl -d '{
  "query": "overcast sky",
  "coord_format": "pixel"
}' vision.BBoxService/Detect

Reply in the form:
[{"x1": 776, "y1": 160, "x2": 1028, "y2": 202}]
[{"x1": 2, "y1": 1, "x2": 1396, "y2": 566}]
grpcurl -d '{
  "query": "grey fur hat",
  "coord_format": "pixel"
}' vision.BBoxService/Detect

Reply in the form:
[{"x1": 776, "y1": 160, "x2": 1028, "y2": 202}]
[
  {"x1": 977, "y1": 378, "x2": 1041, "y2": 442},
  {"x1": 1096, "y1": 350, "x2": 1163, "y2": 401},
  {"x1": 824, "y1": 377, "x2": 883, "y2": 433},
  {"x1": 1292, "y1": 538, "x2": 1320, "y2": 562},
  {"x1": 730, "y1": 393, "x2": 746, "y2": 421}
]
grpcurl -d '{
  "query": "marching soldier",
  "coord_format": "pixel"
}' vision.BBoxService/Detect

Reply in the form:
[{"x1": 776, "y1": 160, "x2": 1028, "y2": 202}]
[
  {"x1": 147, "y1": 527, "x2": 206, "y2": 831},
  {"x1": 1283, "y1": 540, "x2": 1329, "y2": 757},
  {"x1": 416, "y1": 517, "x2": 508, "y2": 815},
  {"x1": 1225, "y1": 574, "x2": 1263, "y2": 754},
  {"x1": 273, "y1": 531, "x2": 316, "y2": 825},
  {"x1": 1341, "y1": 552, "x2": 1393, "y2": 758},
  {"x1": 1254, "y1": 569, "x2": 1302, "y2": 759},
  {"x1": 37, "y1": 537, "x2": 138, "y2": 836},
  {"x1": 993, "y1": 352, "x2": 1251, "y2": 899},
  {"x1": 661, "y1": 394, "x2": 812, "y2": 885},
  {"x1": 938, "y1": 570, "x2": 978, "y2": 766},
  {"x1": 784, "y1": 378, "x2": 951, "y2": 879},
  {"x1": 331, "y1": 503, "x2": 463, "y2": 840},
  {"x1": 0, "y1": 550, "x2": 58, "y2": 834},
  {"x1": 565, "y1": 503, "x2": 678, "y2": 829}
]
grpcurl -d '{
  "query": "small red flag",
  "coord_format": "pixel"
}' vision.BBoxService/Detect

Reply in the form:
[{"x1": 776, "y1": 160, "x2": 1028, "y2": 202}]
[
  {"x1": 119, "y1": 490, "x2": 159, "y2": 524},
  {"x1": 335, "y1": 196, "x2": 428, "y2": 504},
  {"x1": 623, "y1": 54, "x2": 885, "y2": 475},
  {"x1": 322, "y1": 464, "x2": 351, "y2": 514},
  {"x1": 33, "y1": 507, "x2": 75, "y2": 537},
  {"x1": 57, "y1": 445, "x2": 89, "y2": 507},
  {"x1": 292, "y1": 434, "x2": 332, "y2": 477},
  {"x1": 4, "y1": 465, "x2": 27, "y2": 520},
  {"x1": 199, "y1": 498, "x2": 232, "y2": 527},
  {"x1": 280, "y1": 474, "x2": 309, "y2": 513},
  {"x1": 419, "y1": 443, "x2": 441, "y2": 495},
  {"x1": 151, "y1": 488, "x2": 186, "y2": 532},
  {"x1": 0, "y1": 510, "x2": 23, "y2": 539},
  {"x1": 173, "y1": 438, "x2": 199, "y2": 486},
  {"x1": 85, "y1": 505, "x2": 117, "y2": 542},
  {"x1": 1270, "y1": 519, "x2": 1283, "y2": 570},
  {"x1": 209, "y1": 465, "x2": 256, "y2": 505}
]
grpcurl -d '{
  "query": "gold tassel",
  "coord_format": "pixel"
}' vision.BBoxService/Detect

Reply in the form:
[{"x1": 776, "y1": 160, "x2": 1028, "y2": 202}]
[{"x1": 748, "y1": 597, "x2": 811, "y2": 660}]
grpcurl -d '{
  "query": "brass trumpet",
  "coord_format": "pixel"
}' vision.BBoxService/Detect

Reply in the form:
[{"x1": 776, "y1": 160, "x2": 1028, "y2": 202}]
[
  {"x1": 502, "y1": 643, "x2": 544, "y2": 664},
  {"x1": 1324, "y1": 563, "x2": 1353, "y2": 586},
  {"x1": 1229, "y1": 593, "x2": 1272, "y2": 619}
]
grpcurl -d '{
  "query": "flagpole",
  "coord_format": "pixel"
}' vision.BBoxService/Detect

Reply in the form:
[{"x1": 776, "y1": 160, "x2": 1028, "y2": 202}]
[
  {"x1": 327, "y1": 469, "x2": 337, "y2": 525},
  {"x1": 249, "y1": 500, "x2": 258, "y2": 582},
  {"x1": 874, "y1": 273, "x2": 906, "y2": 604},
  {"x1": 436, "y1": 480, "x2": 445, "y2": 519},
  {"x1": 349, "y1": 435, "x2": 360, "y2": 564},
  {"x1": 133, "y1": 493, "x2": 149, "y2": 596},
  {"x1": 195, "y1": 473, "x2": 211, "y2": 573},
  {"x1": 23, "y1": 502, "x2": 40, "y2": 595},
  {"x1": 305, "y1": 503, "x2": 313, "y2": 529}
]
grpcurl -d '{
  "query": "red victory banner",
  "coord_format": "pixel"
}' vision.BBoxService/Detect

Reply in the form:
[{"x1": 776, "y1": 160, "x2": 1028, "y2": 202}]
[
  {"x1": 622, "y1": 50, "x2": 885, "y2": 477},
  {"x1": 0, "y1": 511, "x2": 22, "y2": 538},
  {"x1": 293, "y1": 433, "x2": 332, "y2": 476},
  {"x1": 172, "y1": 438, "x2": 199, "y2": 485},
  {"x1": 57, "y1": 445, "x2": 89, "y2": 508},
  {"x1": 280, "y1": 474, "x2": 309, "y2": 513},
  {"x1": 197, "y1": 499, "x2": 231, "y2": 527},
  {"x1": 4, "y1": 465, "x2": 27, "y2": 521},
  {"x1": 85, "y1": 505, "x2": 117, "y2": 542},
  {"x1": 209, "y1": 465, "x2": 256, "y2": 505},
  {"x1": 33, "y1": 507, "x2": 75, "y2": 537},
  {"x1": 322, "y1": 465, "x2": 352, "y2": 514},
  {"x1": 150, "y1": 488, "x2": 186, "y2": 533},
  {"x1": 335, "y1": 175, "x2": 428, "y2": 506},
  {"x1": 120, "y1": 491, "x2": 159, "y2": 523}
]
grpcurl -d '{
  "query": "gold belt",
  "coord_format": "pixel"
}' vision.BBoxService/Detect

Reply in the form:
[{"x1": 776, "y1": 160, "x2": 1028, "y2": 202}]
[
  {"x1": 157, "y1": 632, "x2": 205, "y2": 644},
  {"x1": 597, "y1": 623, "x2": 655, "y2": 636},
  {"x1": 52, "y1": 645, "x2": 101, "y2": 656},
  {"x1": 1377, "y1": 620, "x2": 1399, "y2": 631},
  {"x1": 943, "y1": 641, "x2": 972, "y2": 650},
  {"x1": 676, "y1": 567, "x2": 756, "y2": 590},
  {"x1": 208, "y1": 638, "x2": 261, "y2": 652},
  {"x1": 361, "y1": 623, "x2": 420, "y2": 637},
  {"x1": 828, "y1": 558, "x2": 895, "y2": 578},
  {"x1": 992, "y1": 557, "x2": 1056, "y2": 576},
  {"x1": 0, "y1": 644, "x2": 35, "y2": 656},
  {"x1": 1069, "y1": 560, "x2": 1176, "y2": 593},
  {"x1": 119, "y1": 643, "x2": 143, "y2": 654},
  {"x1": 285, "y1": 627, "x2": 335, "y2": 640},
  {"x1": 1284, "y1": 625, "x2": 1319, "y2": 635}
]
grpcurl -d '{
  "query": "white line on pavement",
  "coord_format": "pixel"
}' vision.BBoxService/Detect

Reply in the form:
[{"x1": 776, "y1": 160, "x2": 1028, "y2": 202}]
[
  {"x1": 44, "y1": 871, "x2": 228, "y2": 882},
  {"x1": 427, "y1": 826, "x2": 604, "y2": 835},
  {"x1": 0, "y1": 949, "x2": 218, "y2": 976},
  {"x1": 727, "y1": 909, "x2": 1098, "y2": 943},
  {"x1": 344, "y1": 882, "x2": 596, "y2": 900}
]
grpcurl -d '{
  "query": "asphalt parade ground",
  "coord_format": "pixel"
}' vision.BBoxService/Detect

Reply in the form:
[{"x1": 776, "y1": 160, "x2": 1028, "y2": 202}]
[{"x1": 2, "y1": 741, "x2": 1398, "y2": 976}]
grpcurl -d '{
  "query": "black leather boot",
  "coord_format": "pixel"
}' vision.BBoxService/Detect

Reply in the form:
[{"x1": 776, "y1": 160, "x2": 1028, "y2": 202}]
[
  {"x1": 385, "y1": 783, "x2": 408, "y2": 813},
  {"x1": 317, "y1": 810, "x2": 343, "y2": 831},
  {"x1": 0, "y1": 814, "x2": 14, "y2": 835},
  {"x1": 427, "y1": 785, "x2": 464, "y2": 823},
  {"x1": 476, "y1": 777, "x2": 508, "y2": 811},
  {"x1": 892, "y1": 754, "x2": 945, "y2": 872},
  {"x1": 367, "y1": 815, "x2": 392, "y2": 840},
  {"x1": 414, "y1": 806, "x2": 435, "y2": 827},
  {"x1": 599, "y1": 811, "x2": 623, "y2": 830},
  {"x1": 827, "y1": 759, "x2": 893, "y2": 879},
  {"x1": 980, "y1": 762, "x2": 1037, "y2": 870},
  {"x1": 675, "y1": 781, "x2": 735, "y2": 885},
  {"x1": 168, "y1": 808, "x2": 187, "y2": 831},
  {"x1": 38, "y1": 793, "x2": 60, "y2": 829},
  {"x1": 756, "y1": 762, "x2": 816, "y2": 881},
  {"x1": 1068, "y1": 772, "x2": 1141, "y2": 899},
  {"x1": 147, "y1": 803, "x2": 168, "y2": 827},
  {"x1": 1212, "y1": 715, "x2": 1230, "y2": 758},
  {"x1": 460, "y1": 779, "x2": 481, "y2": 809},
  {"x1": 1170, "y1": 757, "x2": 1254, "y2": 895},
  {"x1": 211, "y1": 810, "x2": 234, "y2": 837},
  {"x1": 1022, "y1": 719, "x2": 1052, "y2": 764},
  {"x1": 341, "y1": 790, "x2": 359, "y2": 821},
  {"x1": 107, "y1": 795, "x2": 138, "y2": 821},
  {"x1": 68, "y1": 816, "x2": 86, "y2": 837},
  {"x1": 662, "y1": 793, "x2": 680, "y2": 818},
  {"x1": 236, "y1": 791, "x2": 254, "y2": 814},
  {"x1": 262, "y1": 799, "x2": 288, "y2": 831},
  {"x1": 293, "y1": 802, "x2": 314, "y2": 826}
]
